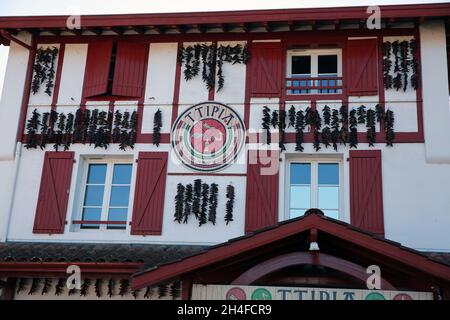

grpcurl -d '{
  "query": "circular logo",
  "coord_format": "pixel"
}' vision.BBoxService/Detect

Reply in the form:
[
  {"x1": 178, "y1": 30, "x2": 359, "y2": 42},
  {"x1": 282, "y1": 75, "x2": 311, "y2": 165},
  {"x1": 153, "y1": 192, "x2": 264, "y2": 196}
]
[
  {"x1": 365, "y1": 292, "x2": 386, "y2": 300},
  {"x1": 226, "y1": 287, "x2": 246, "y2": 300},
  {"x1": 171, "y1": 102, "x2": 245, "y2": 172},
  {"x1": 251, "y1": 288, "x2": 272, "y2": 300},
  {"x1": 393, "y1": 293, "x2": 413, "y2": 300}
]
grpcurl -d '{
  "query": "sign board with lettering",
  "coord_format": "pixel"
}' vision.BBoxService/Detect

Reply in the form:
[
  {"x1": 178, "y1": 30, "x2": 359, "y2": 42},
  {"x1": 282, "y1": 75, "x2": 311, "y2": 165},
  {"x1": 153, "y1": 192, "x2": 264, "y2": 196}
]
[{"x1": 191, "y1": 284, "x2": 433, "y2": 300}]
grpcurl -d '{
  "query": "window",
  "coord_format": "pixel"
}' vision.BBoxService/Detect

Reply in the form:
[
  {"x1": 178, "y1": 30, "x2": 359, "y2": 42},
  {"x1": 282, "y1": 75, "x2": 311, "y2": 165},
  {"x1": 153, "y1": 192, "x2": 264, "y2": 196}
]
[
  {"x1": 83, "y1": 41, "x2": 148, "y2": 98},
  {"x1": 78, "y1": 160, "x2": 133, "y2": 230},
  {"x1": 286, "y1": 49, "x2": 342, "y2": 95},
  {"x1": 287, "y1": 159, "x2": 341, "y2": 220}
]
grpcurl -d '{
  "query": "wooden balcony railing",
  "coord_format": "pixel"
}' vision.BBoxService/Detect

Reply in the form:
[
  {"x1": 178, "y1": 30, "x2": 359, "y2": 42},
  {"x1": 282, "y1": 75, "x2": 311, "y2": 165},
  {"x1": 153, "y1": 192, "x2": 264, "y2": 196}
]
[{"x1": 286, "y1": 76, "x2": 343, "y2": 95}]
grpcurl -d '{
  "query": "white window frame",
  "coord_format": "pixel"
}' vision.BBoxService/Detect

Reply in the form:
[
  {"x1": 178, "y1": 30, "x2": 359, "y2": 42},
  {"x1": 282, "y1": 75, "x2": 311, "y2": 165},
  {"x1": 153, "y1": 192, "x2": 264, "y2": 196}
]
[
  {"x1": 286, "y1": 48, "x2": 342, "y2": 95},
  {"x1": 287, "y1": 48, "x2": 342, "y2": 78},
  {"x1": 285, "y1": 157, "x2": 344, "y2": 221},
  {"x1": 75, "y1": 158, "x2": 133, "y2": 232}
]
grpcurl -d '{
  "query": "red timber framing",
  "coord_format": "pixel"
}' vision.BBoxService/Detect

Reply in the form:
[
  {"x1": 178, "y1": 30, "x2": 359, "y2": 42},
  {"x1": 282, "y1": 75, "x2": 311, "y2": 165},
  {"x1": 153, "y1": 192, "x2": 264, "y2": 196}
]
[
  {"x1": 131, "y1": 212, "x2": 450, "y2": 298},
  {"x1": 16, "y1": 26, "x2": 425, "y2": 146}
]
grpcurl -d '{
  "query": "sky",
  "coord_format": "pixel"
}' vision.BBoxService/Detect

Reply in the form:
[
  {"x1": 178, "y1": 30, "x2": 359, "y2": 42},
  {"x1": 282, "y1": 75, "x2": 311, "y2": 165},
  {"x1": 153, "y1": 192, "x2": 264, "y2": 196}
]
[{"x1": 0, "y1": 0, "x2": 447, "y2": 97}]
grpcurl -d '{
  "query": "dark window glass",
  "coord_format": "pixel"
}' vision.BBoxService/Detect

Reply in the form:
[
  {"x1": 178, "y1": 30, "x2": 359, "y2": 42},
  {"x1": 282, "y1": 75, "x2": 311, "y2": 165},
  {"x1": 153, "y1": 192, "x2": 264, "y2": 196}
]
[
  {"x1": 318, "y1": 55, "x2": 337, "y2": 74},
  {"x1": 291, "y1": 56, "x2": 311, "y2": 75}
]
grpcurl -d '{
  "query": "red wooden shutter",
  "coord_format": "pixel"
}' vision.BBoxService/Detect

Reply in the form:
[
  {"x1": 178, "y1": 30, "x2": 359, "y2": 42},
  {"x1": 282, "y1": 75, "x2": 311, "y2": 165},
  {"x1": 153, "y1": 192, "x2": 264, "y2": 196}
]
[
  {"x1": 245, "y1": 151, "x2": 279, "y2": 233},
  {"x1": 250, "y1": 42, "x2": 282, "y2": 96},
  {"x1": 83, "y1": 40, "x2": 113, "y2": 97},
  {"x1": 346, "y1": 39, "x2": 378, "y2": 96},
  {"x1": 33, "y1": 151, "x2": 75, "y2": 234},
  {"x1": 112, "y1": 42, "x2": 148, "y2": 97},
  {"x1": 349, "y1": 150, "x2": 385, "y2": 236},
  {"x1": 130, "y1": 152, "x2": 168, "y2": 235}
]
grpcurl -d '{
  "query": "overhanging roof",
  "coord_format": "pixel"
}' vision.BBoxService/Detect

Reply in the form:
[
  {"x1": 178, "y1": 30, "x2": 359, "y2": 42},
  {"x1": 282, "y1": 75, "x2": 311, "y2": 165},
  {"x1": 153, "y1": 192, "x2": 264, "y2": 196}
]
[
  {"x1": 131, "y1": 212, "x2": 450, "y2": 289},
  {"x1": 0, "y1": 3, "x2": 449, "y2": 41}
]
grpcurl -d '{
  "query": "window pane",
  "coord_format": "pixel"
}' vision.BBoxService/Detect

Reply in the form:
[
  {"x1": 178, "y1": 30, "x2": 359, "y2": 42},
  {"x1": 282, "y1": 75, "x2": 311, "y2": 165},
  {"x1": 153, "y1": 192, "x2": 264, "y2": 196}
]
[
  {"x1": 81, "y1": 207, "x2": 101, "y2": 229},
  {"x1": 318, "y1": 55, "x2": 337, "y2": 74},
  {"x1": 107, "y1": 208, "x2": 127, "y2": 230},
  {"x1": 290, "y1": 186, "x2": 311, "y2": 209},
  {"x1": 323, "y1": 210, "x2": 339, "y2": 220},
  {"x1": 291, "y1": 56, "x2": 311, "y2": 75},
  {"x1": 318, "y1": 186, "x2": 339, "y2": 209},
  {"x1": 109, "y1": 186, "x2": 130, "y2": 207},
  {"x1": 290, "y1": 163, "x2": 311, "y2": 185},
  {"x1": 290, "y1": 209, "x2": 306, "y2": 218},
  {"x1": 87, "y1": 164, "x2": 107, "y2": 184},
  {"x1": 318, "y1": 163, "x2": 339, "y2": 185},
  {"x1": 83, "y1": 185, "x2": 105, "y2": 206},
  {"x1": 112, "y1": 164, "x2": 132, "y2": 184}
]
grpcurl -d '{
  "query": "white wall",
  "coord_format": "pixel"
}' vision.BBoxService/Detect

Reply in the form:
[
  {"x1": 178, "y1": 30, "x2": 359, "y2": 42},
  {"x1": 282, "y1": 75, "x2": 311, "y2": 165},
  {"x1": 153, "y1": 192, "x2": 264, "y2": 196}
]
[
  {"x1": 420, "y1": 21, "x2": 450, "y2": 163},
  {"x1": 2, "y1": 25, "x2": 450, "y2": 252}
]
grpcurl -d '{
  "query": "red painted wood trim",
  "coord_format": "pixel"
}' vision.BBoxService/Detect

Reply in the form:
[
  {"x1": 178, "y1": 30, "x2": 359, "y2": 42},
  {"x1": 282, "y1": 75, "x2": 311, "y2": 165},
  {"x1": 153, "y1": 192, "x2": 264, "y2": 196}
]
[
  {"x1": 35, "y1": 28, "x2": 422, "y2": 45},
  {"x1": 50, "y1": 43, "x2": 65, "y2": 110},
  {"x1": 230, "y1": 252, "x2": 396, "y2": 290},
  {"x1": 244, "y1": 40, "x2": 252, "y2": 131},
  {"x1": 170, "y1": 42, "x2": 182, "y2": 127},
  {"x1": 349, "y1": 149, "x2": 385, "y2": 236},
  {"x1": 414, "y1": 30, "x2": 425, "y2": 142},
  {"x1": 131, "y1": 214, "x2": 450, "y2": 289},
  {"x1": 33, "y1": 151, "x2": 75, "y2": 234},
  {"x1": 16, "y1": 37, "x2": 36, "y2": 143},
  {"x1": 136, "y1": 42, "x2": 150, "y2": 144},
  {"x1": 181, "y1": 277, "x2": 192, "y2": 300},
  {"x1": 2, "y1": 4, "x2": 450, "y2": 29},
  {"x1": 208, "y1": 41, "x2": 217, "y2": 101}
]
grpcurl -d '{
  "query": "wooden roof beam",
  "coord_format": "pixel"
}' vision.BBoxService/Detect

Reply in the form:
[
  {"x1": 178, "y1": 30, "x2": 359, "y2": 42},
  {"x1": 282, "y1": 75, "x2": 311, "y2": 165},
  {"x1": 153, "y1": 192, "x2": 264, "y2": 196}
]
[{"x1": 86, "y1": 27, "x2": 102, "y2": 35}]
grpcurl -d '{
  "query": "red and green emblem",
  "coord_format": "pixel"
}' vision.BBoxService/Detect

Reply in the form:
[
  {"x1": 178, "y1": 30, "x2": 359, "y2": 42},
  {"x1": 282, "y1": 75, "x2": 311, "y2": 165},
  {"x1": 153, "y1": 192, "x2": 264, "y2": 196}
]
[{"x1": 171, "y1": 102, "x2": 245, "y2": 172}]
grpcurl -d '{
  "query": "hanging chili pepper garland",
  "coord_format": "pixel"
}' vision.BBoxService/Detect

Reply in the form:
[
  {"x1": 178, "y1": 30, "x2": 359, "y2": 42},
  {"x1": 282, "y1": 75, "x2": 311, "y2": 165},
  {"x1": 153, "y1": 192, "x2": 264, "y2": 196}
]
[
  {"x1": 183, "y1": 184, "x2": 193, "y2": 224},
  {"x1": 31, "y1": 46, "x2": 59, "y2": 96},
  {"x1": 278, "y1": 110, "x2": 287, "y2": 152},
  {"x1": 192, "y1": 179, "x2": 202, "y2": 219},
  {"x1": 178, "y1": 43, "x2": 250, "y2": 91},
  {"x1": 174, "y1": 183, "x2": 185, "y2": 223},
  {"x1": 208, "y1": 183, "x2": 219, "y2": 225},
  {"x1": 349, "y1": 109, "x2": 358, "y2": 149},
  {"x1": 261, "y1": 105, "x2": 395, "y2": 150},
  {"x1": 383, "y1": 39, "x2": 419, "y2": 91},
  {"x1": 152, "y1": 109, "x2": 162, "y2": 146},
  {"x1": 25, "y1": 109, "x2": 40, "y2": 149},
  {"x1": 288, "y1": 105, "x2": 296, "y2": 128},
  {"x1": 295, "y1": 109, "x2": 305, "y2": 152},
  {"x1": 199, "y1": 183, "x2": 209, "y2": 226},
  {"x1": 24, "y1": 108, "x2": 138, "y2": 151},
  {"x1": 55, "y1": 278, "x2": 65, "y2": 296},
  {"x1": 262, "y1": 106, "x2": 271, "y2": 145},
  {"x1": 225, "y1": 184, "x2": 235, "y2": 225}
]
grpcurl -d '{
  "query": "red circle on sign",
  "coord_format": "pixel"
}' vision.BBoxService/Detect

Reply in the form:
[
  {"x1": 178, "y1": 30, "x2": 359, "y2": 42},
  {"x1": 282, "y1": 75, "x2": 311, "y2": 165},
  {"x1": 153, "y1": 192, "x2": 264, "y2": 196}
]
[
  {"x1": 190, "y1": 118, "x2": 226, "y2": 154},
  {"x1": 226, "y1": 287, "x2": 246, "y2": 300},
  {"x1": 393, "y1": 293, "x2": 413, "y2": 300}
]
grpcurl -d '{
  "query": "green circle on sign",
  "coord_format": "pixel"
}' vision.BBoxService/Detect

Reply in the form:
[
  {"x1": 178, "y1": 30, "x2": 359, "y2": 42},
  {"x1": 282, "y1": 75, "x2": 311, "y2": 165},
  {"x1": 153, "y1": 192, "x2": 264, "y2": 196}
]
[
  {"x1": 365, "y1": 292, "x2": 386, "y2": 300},
  {"x1": 251, "y1": 288, "x2": 272, "y2": 300}
]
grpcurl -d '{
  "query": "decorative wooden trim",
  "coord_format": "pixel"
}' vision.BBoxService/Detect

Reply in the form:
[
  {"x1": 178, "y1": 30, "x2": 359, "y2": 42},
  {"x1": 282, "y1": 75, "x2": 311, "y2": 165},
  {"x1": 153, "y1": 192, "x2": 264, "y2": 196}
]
[
  {"x1": 136, "y1": 42, "x2": 150, "y2": 143},
  {"x1": 2, "y1": 4, "x2": 449, "y2": 29},
  {"x1": 131, "y1": 213, "x2": 450, "y2": 289},
  {"x1": 51, "y1": 43, "x2": 65, "y2": 110},
  {"x1": 16, "y1": 36, "x2": 36, "y2": 143},
  {"x1": 170, "y1": 42, "x2": 182, "y2": 127},
  {"x1": 230, "y1": 252, "x2": 396, "y2": 290}
]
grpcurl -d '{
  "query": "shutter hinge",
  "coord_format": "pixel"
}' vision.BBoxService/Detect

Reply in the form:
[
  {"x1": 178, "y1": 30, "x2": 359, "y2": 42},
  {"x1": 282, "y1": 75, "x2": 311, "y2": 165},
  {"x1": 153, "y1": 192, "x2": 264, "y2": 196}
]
[
  {"x1": 73, "y1": 159, "x2": 76, "y2": 163},
  {"x1": 129, "y1": 221, "x2": 132, "y2": 225},
  {"x1": 64, "y1": 221, "x2": 68, "y2": 225},
  {"x1": 135, "y1": 159, "x2": 138, "y2": 163},
  {"x1": 346, "y1": 157, "x2": 349, "y2": 162}
]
